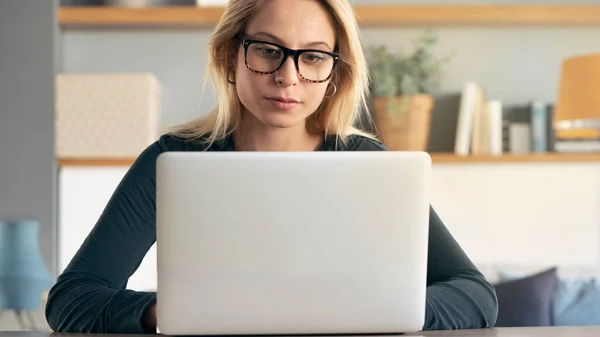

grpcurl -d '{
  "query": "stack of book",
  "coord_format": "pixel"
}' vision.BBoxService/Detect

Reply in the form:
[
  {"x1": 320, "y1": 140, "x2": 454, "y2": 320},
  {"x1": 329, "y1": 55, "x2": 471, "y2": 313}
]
[
  {"x1": 450, "y1": 81, "x2": 555, "y2": 156},
  {"x1": 417, "y1": 79, "x2": 600, "y2": 155}
]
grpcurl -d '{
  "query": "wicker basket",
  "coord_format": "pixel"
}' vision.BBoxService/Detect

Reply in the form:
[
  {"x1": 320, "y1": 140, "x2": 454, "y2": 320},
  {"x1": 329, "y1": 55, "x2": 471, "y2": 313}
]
[{"x1": 372, "y1": 94, "x2": 434, "y2": 151}]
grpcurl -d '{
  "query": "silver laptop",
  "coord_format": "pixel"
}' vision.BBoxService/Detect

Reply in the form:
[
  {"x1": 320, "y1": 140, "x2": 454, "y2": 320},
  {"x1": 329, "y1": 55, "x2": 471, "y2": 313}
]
[{"x1": 155, "y1": 151, "x2": 431, "y2": 335}]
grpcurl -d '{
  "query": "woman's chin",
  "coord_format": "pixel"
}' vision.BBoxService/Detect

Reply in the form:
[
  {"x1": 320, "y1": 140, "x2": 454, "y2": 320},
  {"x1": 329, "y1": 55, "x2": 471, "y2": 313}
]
[{"x1": 258, "y1": 111, "x2": 308, "y2": 129}]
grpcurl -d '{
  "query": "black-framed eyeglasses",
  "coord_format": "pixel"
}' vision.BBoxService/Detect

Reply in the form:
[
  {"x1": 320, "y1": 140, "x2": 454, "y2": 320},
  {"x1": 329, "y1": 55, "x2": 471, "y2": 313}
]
[{"x1": 239, "y1": 34, "x2": 340, "y2": 83}]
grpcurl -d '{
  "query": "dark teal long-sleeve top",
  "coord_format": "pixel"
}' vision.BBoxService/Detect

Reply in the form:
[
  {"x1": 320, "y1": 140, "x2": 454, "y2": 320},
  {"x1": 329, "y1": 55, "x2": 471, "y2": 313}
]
[{"x1": 45, "y1": 133, "x2": 498, "y2": 333}]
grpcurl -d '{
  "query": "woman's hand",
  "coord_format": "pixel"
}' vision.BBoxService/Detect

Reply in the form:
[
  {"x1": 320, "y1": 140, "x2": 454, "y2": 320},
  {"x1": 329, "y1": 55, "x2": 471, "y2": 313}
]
[{"x1": 142, "y1": 303, "x2": 157, "y2": 331}]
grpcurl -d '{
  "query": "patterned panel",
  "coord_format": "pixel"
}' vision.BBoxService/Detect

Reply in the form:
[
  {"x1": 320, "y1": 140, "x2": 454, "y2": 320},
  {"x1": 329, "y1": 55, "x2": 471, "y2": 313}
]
[{"x1": 55, "y1": 73, "x2": 161, "y2": 158}]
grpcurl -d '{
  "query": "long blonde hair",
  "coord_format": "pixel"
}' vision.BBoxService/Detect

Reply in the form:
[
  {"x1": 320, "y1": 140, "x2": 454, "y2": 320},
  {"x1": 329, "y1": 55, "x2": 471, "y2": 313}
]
[{"x1": 168, "y1": 0, "x2": 375, "y2": 146}]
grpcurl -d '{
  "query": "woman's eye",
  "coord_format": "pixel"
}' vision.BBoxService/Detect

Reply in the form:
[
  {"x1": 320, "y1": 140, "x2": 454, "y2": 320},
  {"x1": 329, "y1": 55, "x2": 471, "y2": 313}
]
[
  {"x1": 259, "y1": 48, "x2": 279, "y2": 56},
  {"x1": 303, "y1": 53, "x2": 325, "y2": 62}
]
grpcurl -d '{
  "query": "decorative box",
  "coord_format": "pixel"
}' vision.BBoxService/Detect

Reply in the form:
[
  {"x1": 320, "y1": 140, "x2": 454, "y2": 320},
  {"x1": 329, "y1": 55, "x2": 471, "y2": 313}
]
[{"x1": 55, "y1": 73, "x2": 161, "y2": 158}]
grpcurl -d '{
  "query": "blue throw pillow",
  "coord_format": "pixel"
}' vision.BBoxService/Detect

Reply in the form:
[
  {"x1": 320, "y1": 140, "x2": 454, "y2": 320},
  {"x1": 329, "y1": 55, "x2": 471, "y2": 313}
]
[{"x1": 553, "y1": 277, "x2": 600, "y2": 326}]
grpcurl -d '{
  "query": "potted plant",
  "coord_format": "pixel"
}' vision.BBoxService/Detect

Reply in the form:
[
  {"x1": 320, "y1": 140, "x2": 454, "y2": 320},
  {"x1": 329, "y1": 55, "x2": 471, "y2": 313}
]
[{"x1": 366, "y1": 29, "x2": 454, "y2": 151}]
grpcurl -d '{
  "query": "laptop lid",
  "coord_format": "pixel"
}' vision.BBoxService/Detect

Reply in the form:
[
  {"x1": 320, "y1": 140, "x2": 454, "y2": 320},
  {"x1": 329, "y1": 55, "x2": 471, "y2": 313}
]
[{"x1": 155, "y1": 151, "x2": 431, "y2": 335}]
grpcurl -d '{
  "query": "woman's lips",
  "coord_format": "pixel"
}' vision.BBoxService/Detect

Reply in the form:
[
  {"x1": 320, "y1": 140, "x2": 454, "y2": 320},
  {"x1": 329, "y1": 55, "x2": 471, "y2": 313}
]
[{"x1": 266, "y1": 97, "x2": 300, "y2": 111}]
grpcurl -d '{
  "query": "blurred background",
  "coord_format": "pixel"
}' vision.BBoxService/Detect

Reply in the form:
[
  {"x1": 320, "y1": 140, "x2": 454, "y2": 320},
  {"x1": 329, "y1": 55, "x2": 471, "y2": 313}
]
[{"x1": 1, "y1": 0, "x2": 600, "y2": 331}]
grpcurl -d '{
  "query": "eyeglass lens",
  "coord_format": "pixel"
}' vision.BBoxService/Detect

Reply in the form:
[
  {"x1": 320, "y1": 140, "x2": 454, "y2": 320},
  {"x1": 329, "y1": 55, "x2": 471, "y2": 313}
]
[{"x1": 246, "y1": 42, "x2": 335, "y2": 82}]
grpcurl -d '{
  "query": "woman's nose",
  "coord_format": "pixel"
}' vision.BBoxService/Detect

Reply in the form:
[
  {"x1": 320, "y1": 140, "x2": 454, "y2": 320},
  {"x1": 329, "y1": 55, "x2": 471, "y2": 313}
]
[{"x1": 275, "y1": 56, "x2": 299, "y2": 87}]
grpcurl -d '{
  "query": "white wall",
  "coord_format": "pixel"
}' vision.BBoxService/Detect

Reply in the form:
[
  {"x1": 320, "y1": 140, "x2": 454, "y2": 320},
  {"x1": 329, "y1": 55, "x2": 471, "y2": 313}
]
[{"x1": 58, "y1": 162, "x2": 600, "y2": 292}]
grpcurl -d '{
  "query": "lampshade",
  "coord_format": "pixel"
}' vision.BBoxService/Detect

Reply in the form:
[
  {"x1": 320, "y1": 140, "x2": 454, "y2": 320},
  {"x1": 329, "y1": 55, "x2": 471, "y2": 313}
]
[
  {"x1": 0, "y1": 219, "x2": 54, "y2": 311},
  {"x1": 554, "y1": 53, "x2": 600, "y2": 138}
]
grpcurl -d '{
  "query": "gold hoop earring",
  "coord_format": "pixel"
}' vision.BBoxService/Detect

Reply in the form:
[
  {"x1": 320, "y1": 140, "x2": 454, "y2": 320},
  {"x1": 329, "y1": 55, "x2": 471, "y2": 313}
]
[
  {"x1": 227, "y1": 69, "x2": 236, "y2": 84},
  {"x1": 324, "y1": 83, "x2": 337, "y2": 98}
]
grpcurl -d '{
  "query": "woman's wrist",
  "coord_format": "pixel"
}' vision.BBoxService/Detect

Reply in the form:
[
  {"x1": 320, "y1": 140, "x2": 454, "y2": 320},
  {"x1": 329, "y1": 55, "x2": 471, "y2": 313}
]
[{"x1": 142, "y1": 302, "x2": 157, "y2": 331}]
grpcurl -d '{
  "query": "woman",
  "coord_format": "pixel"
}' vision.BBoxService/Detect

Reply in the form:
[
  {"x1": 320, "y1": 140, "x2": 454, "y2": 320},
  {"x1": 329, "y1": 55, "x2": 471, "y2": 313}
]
[{"x1": 45, "y1": 0, "x2": 498, "y2": 333}]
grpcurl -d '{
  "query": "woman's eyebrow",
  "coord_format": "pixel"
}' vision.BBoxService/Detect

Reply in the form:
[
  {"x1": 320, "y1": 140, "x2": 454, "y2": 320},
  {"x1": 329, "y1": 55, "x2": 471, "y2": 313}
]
[{"x1": 248, "y1": 31, "x2": 333, "y2": 51}]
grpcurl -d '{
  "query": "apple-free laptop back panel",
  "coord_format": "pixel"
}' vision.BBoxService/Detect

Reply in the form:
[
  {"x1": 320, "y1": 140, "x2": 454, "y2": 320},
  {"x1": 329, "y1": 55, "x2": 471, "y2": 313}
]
[{"x1": 156, "y1": 151, "x2": 431, "y2": 335}]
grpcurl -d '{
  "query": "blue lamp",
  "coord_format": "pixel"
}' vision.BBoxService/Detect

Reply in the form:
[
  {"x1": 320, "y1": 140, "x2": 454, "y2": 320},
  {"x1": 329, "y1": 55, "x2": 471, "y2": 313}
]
[{"x1": 0, "y1": 218, "x2": 54, "y2": 330}]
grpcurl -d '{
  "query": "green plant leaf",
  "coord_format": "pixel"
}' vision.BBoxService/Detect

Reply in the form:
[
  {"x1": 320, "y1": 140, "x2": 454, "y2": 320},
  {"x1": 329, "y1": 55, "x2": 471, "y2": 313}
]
[{"x1": 365, "y1": 28, "x2": 455, "y2": 106}]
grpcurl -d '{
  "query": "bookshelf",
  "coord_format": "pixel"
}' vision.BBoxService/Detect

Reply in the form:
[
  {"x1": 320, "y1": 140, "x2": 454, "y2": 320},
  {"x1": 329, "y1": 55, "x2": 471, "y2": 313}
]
[
  {"x1": 57, "y1": 153, "x2": 600, "y2": 167},
  {"x1": 57, "y1": 5, "x2": 600, "y2": 28},
  {"x1": 54, "y1": 4, "x2": 600, "y2": 167}
]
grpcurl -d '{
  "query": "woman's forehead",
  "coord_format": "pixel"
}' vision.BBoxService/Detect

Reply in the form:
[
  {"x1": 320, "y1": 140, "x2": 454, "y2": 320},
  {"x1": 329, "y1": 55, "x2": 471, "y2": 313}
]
[{"x1": 245, "y1": 0, "x2": 336, "y2": 50}]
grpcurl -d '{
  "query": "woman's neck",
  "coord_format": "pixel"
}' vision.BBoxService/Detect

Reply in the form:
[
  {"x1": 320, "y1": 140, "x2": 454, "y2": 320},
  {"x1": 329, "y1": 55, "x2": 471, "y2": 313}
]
[{"x1": 234, "y1": 114, "x2": 323, "y2": 152}]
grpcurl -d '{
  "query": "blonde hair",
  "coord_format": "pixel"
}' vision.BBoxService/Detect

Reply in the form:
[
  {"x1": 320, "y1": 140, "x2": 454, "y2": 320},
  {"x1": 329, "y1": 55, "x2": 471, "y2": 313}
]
[{"x1": 168, "y1": 0, "x2": 375, "y2": 146}]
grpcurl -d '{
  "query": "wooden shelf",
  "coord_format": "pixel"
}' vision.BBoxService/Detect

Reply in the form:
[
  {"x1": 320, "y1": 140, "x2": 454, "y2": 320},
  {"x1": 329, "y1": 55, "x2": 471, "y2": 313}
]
[
  {"x1": 57, "y1": 153, "x2": 600, "y2": 167},
  {"x1": 58, "y1": 6, "x2": 224, "y2": 28},
  {"x1": 355, "y1": 5, "x2": 600, "y2": 26},
  {"x1": 58, "y1": 158, "x2": 137, "y2": 167},
  {"x1": 430, "y1": 153, "x2": 600, "y2": 164},
  {"x1": 57, "y1": 5, "x2": 600, "y2": 28}
]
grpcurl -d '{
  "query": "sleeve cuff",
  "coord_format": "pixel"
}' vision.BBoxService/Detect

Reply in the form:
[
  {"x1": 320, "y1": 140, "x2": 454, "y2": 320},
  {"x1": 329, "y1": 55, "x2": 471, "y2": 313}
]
[{"x1": 107, "y1": 290, "x2": 157, "y2": 334}]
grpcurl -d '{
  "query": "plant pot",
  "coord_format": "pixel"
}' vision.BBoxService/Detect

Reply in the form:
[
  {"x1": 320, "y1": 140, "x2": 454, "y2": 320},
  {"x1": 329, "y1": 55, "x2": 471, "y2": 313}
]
[{"x1": 371, "y1": 94, "x2": 434, "y2": 151}]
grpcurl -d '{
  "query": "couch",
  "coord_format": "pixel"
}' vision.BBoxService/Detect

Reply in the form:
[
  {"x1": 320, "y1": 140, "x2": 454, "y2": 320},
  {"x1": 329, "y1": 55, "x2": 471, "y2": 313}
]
[{"x1": 477, "y1": 264, "x2": 600, "y2": 327}]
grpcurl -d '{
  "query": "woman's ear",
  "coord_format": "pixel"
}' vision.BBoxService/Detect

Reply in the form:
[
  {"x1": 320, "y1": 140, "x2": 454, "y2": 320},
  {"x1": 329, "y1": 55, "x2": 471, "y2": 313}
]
[
  {"x1": 229, "y1": 52, "x2": 238, "y2": 71},
  {"x1": 228, "y1": 39, "x2": 240, "y2": 71}
]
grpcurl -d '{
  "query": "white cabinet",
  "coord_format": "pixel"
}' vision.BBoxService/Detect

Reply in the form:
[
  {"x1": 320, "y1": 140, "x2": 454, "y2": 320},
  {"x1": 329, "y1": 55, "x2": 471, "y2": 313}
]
[
  {"x1": 430, "y1": 163, "x2": 600, "y2": 267},
  {"x1": 58, "y1": 162, "x2": 600, "y2": 292},
  {"x1": 58, "y1": 166, "x2": 157, "y2": 291}
]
